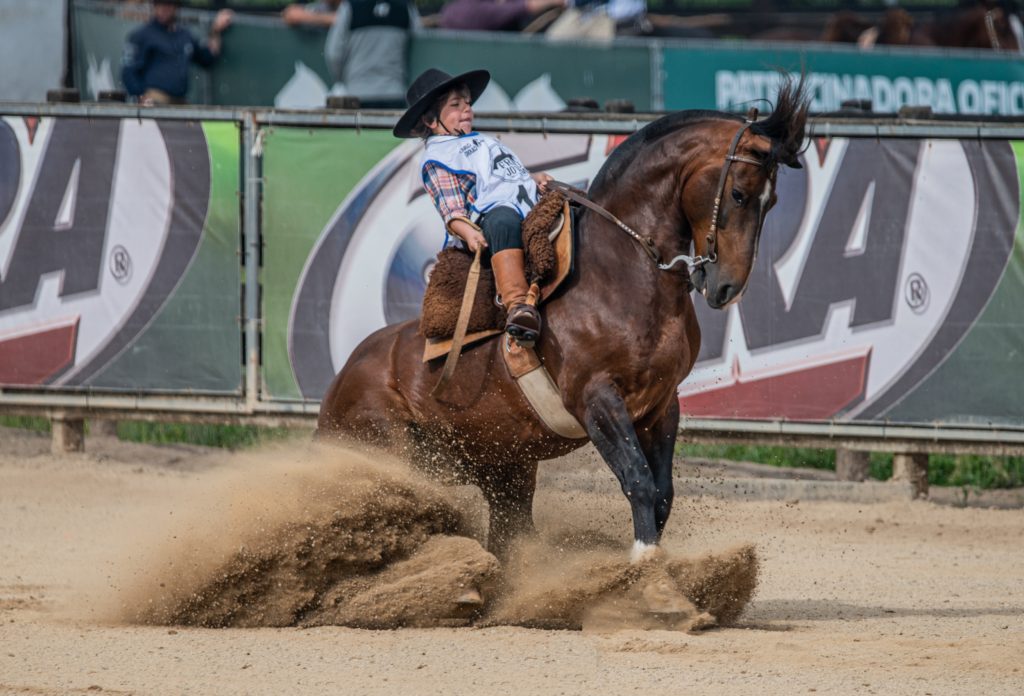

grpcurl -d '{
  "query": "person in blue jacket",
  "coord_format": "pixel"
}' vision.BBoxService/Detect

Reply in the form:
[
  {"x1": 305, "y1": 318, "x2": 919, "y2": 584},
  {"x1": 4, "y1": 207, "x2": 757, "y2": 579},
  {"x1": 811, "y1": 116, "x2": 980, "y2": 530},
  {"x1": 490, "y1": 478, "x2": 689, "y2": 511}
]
[{"x1": 121, "y1": 0, "x2": 234, "y2": 105}]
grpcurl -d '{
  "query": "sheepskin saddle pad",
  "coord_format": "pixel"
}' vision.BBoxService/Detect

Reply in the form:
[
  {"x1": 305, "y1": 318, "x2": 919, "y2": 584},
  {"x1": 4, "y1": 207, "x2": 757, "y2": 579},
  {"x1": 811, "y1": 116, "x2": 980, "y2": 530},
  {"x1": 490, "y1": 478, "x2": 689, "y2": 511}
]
[{"x1": 419, "y1": 190, "x2": 569, "y2": 340}]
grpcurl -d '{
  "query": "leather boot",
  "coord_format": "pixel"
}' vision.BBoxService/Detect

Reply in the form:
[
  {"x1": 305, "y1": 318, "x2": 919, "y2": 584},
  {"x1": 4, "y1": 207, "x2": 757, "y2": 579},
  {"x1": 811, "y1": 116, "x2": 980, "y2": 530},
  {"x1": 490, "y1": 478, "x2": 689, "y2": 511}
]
[{"x1": 491, "y1": 248, "x2": 542, "y2": 344}]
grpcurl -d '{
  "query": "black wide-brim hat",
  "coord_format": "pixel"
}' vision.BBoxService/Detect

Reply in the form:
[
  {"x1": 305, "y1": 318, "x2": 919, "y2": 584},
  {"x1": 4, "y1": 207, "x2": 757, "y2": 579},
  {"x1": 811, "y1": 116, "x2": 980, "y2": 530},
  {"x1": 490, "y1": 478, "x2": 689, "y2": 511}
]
[{"x1": 392, "y1": 68, "x2": 490, "y2": 138}]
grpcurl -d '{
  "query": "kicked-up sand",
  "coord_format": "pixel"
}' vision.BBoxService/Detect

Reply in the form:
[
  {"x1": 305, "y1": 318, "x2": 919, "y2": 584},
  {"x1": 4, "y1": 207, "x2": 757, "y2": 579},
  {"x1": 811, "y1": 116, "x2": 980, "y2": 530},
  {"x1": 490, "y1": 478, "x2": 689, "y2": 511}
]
[{"x1": 1, "y1": 426, "x2": 1022, "y2": 695}]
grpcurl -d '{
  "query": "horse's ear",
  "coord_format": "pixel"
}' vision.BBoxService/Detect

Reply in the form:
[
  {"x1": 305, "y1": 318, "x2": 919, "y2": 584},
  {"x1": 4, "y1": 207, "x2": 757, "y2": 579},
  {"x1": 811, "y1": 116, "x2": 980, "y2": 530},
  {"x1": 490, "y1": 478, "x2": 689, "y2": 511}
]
[{"x1": 786, "y1": 158, "x2": 804, "y2": 169}]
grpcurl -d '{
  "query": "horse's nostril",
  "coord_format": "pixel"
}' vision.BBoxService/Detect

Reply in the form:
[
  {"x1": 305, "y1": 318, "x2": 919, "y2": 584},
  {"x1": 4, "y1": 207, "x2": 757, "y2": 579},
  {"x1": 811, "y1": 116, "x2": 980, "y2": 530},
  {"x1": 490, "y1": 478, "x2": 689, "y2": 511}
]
[{"x1": 715, "y1": 284, "x2": 734, "y2": 306}]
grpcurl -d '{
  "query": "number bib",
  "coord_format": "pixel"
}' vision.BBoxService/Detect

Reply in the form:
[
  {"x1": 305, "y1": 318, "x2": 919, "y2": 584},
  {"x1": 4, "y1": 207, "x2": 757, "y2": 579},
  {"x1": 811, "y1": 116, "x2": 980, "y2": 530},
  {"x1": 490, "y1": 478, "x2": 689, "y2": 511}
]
[{"x1": 422, "y1": 132, "x2": 538, "y2": 219}]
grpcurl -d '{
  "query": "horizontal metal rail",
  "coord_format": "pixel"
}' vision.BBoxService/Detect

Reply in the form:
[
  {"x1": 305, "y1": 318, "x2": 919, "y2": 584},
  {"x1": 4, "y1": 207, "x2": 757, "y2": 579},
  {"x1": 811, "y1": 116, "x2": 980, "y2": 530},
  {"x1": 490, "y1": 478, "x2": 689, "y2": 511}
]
[
  {"x1": 5, "y1": 101, "x2": 1024, "y2": 140},
  {"x1": 4, "y1": 394, "x2": 1024, "y2": 454},
  {"x1": 679, "y1": 418, "x2": 1024, "y2": 456}
]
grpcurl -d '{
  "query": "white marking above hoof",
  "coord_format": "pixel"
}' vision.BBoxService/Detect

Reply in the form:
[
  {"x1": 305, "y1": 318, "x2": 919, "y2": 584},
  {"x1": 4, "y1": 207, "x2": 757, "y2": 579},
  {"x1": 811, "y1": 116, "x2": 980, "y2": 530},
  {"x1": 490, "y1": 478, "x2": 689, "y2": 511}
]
[{"x1": 631, "y1": 541, "x2": 660, "y2": 564}]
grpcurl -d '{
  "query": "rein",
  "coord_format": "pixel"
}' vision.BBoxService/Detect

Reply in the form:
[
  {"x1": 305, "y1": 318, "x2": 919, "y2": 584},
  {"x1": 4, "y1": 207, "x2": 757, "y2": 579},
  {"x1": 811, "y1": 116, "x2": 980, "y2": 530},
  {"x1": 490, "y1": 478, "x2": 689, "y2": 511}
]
[
  {"x1": 546, "y1": 180, "x2": 663, "y2": 264},
  {"x1": 548, "y1": 112, "x2": 763, "y2": 273}
]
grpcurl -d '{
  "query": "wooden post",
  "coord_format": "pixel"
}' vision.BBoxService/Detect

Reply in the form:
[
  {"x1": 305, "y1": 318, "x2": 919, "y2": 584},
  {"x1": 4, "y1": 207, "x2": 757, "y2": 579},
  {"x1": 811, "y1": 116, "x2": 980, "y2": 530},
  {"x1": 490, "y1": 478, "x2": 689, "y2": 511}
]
[
  {"x1": 835, "y1": 448, "x2": 869, "y2": 482},
  {"x1": 51, "y1": 416, "x2": 85, "y2": 454},
  {"x1": 892, "y1": 452, "x2": 929, "y2": 498}
]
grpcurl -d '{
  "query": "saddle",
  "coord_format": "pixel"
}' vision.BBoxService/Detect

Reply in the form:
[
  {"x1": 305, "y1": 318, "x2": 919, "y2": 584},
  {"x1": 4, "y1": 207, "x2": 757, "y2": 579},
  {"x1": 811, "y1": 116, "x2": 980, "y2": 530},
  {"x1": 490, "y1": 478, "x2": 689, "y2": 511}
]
[
  {"x1": 420, "y1": 190, "x2": 588, "y2": 440},
  {"x1": 421, "y1": 192, "x2": 575, "y2": 362}
]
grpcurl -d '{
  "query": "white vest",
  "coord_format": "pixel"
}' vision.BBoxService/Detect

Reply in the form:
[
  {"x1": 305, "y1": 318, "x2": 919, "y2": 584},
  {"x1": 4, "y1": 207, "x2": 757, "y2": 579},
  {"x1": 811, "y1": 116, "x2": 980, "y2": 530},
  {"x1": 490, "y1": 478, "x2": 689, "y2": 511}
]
[{"x1": 421, "y1": 133, "x2": 538, "y2": 219}]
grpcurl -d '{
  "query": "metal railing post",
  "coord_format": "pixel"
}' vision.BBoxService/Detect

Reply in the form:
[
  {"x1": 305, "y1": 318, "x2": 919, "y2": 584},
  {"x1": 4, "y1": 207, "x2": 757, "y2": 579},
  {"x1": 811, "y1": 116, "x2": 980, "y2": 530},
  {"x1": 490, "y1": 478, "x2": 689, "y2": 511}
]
[{"x1": 242, "y1": 112, "x2": 261, "y2": 413}]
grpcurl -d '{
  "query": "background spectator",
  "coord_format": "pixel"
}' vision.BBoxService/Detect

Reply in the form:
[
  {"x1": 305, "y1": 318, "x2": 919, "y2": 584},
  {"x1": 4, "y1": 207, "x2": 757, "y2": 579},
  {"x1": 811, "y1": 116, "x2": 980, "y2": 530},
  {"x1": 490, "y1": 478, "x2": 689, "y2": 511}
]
[
  {"x1": 325, "y1": 0, "x2": 420, "y2": 108},
  {"x1": 121, "y1": 0, "x2": 233, "y2": 105},
  {"x1": 282, "y1": 1, "x2": 341, "y2": 29},
  {"x1": 439, "y1": 0, "x2": 568, "y2": 32}
]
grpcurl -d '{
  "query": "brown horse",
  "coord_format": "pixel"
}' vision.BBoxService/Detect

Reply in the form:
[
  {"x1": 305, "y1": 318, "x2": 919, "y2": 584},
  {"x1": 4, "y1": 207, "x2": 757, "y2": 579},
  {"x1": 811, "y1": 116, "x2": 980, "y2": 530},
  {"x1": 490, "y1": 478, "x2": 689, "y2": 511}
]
[
  {"x1": 911, "y1": 1, "x2": 1021, "y2": 51},
  {"x1": 761, "y1": 1, "x2": 1021, "y2": 51},
  {"x1": 821, "y1": 8, "x2": 914, "y2": 47},
  {"x1": 317, "y1": 80, "x2": 810, "y2": 561}
]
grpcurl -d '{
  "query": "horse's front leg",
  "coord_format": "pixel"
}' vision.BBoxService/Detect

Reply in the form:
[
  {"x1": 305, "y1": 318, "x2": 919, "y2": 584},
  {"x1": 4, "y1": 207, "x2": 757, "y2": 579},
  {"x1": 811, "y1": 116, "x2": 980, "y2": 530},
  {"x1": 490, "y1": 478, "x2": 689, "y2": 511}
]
[
  {"x1": 582, "y1": 384, "x2": 660, "y2": 561},
  {"x1": 636, "y1": 398, "x2": 680, "y2": 541}
]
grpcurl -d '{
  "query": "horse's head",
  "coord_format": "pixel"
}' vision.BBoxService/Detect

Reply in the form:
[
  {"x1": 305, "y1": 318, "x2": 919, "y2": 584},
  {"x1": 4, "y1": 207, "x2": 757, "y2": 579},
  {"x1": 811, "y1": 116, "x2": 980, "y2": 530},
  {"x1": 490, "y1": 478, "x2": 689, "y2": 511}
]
[{"x1": 687, "y1": 80, "x2": 809, "y2": 309}]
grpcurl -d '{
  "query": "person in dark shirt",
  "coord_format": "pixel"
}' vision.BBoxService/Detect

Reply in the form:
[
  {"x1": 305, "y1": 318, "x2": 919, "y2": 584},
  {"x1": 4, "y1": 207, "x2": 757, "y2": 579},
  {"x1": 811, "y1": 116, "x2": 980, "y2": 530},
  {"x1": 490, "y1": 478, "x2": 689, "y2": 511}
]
[{"x1": 121, "y1": 0, "x2": 233, "y2": 105}]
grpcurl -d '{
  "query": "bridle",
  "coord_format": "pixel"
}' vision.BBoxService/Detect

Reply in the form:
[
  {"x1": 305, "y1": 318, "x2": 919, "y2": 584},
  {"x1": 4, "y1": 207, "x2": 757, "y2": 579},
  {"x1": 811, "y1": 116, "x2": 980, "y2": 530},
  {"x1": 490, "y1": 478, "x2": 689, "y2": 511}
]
[
  {"x1": 694, "y1": 110, "x2": 765, "y2": 267},
  {"x1": 548, "y1": 110, "x2": 767, "y2": 274}
]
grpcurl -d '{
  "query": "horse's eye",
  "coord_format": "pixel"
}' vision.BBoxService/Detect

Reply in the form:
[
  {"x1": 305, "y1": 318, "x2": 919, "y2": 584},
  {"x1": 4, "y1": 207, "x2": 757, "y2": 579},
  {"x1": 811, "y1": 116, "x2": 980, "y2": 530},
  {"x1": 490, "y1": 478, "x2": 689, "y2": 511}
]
[{"x1": 731, "y1": 188, "x2": 746, "y2": 205}]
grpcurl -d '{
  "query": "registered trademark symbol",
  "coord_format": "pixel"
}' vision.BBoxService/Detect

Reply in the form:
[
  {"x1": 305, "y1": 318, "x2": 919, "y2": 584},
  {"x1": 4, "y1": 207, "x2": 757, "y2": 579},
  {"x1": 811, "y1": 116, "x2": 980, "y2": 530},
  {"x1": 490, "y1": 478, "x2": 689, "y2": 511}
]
[
  {"x1": 110, "y1": 245, "x2": 132, "y2": 285},
  {"x1": 905, "y1": 272, "x2": 929, "y2": 314}
]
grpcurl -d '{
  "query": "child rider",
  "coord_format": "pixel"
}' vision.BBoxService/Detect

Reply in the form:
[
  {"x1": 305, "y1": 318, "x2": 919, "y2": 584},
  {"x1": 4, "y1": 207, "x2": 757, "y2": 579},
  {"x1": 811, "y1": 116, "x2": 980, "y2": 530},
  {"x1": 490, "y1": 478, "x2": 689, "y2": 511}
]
[{"x1": 393, "y1": 68, "x2": 552, "y2": 344}]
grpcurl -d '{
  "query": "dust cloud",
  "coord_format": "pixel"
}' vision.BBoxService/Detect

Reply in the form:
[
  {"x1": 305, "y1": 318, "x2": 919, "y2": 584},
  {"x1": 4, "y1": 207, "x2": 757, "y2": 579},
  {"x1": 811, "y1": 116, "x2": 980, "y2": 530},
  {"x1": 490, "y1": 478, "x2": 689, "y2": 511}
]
[{"x1": 100, "y1": 442, "x2": 758, "y2": 631}]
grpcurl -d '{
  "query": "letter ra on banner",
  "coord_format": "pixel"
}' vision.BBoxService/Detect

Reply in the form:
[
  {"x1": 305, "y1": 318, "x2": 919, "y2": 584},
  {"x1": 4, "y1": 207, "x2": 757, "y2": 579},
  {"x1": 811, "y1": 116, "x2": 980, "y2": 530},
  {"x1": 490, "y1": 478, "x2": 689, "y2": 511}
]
[
  {"x1": 0, "y1": 119, "x2": 119, "y2": 313},
  {"x1": 0, "y1": 117, "x2": 209, "y2": 387},
  {"x1": 683, "y1": 137, "x2": 1017, "y2": 422}
]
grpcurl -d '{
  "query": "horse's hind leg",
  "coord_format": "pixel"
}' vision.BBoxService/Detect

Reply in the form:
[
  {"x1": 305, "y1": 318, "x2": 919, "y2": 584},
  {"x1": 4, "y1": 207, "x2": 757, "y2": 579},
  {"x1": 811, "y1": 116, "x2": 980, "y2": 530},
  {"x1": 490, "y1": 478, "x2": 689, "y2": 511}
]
[
  {"x1": 318, "y1": 380, "x2": 414, "y2": 454},
  {"x1": 476, "y1": 460, "x2": 538, "y2": 559},
  {"x1": 582, "y1": 384, "x2": 660, "y2": 561},
  {"x1": 637, "y1": 399, "x2": 680, "y2": 541}
]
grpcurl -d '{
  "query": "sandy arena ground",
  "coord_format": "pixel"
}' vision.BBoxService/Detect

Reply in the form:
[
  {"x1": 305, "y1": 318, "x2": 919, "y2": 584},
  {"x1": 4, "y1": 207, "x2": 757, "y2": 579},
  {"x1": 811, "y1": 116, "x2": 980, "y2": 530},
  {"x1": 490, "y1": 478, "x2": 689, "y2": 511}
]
[{"x1": 1, "y1": 426, "x2": 1022, "y2": 695}]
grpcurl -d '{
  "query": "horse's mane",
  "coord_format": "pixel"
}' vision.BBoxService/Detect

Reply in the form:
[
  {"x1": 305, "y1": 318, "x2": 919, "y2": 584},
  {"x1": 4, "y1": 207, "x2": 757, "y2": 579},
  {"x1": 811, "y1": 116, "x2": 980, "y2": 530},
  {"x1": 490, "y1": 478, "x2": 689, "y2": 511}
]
[{"x1": 590, "y1": 78, "x2": 810, "y2": 198}]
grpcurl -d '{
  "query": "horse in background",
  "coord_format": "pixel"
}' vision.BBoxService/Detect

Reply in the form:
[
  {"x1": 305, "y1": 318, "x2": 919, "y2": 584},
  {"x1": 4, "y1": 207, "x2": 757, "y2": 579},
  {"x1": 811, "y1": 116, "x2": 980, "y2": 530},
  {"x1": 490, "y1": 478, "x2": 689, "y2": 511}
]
[
  {"x1": 821, "y1": 8, "x2": 914, "y2": 47},
  {"x1": 756, "y1": 1, "x2": 1021, "y2": 51},
  {"x1": 911, "y1": 0, "x2": 1021, "y2": 50}
]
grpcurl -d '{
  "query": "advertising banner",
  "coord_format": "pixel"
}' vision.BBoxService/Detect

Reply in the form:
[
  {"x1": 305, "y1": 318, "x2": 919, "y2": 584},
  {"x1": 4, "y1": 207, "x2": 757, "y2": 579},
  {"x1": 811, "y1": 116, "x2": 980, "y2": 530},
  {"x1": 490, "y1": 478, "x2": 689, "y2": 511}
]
[
  {"x1": 409, "y1": 33, "x2": 653, "y2": 113},
  {"x1": 0, "y1": 116, "x2": 243, "y2": 393},
  {"x1": 663, "y1": 43, "x2": 1024, "y2": 115},
  {"x1": 260, "y1": 126, "x2": 403, "y2": 401},
  {"x1": 682, "y1": 138, "x2": 1024, "y2": 427},
  {"x1": 72, "y1": 1, "x2": 650, "y2": 110},
  {"x1": 260, "y1": 126, "x2": 605, "y2": 400},
  {"x1": 261, "y1": 125, "x2": 1024, "y2": 428}
]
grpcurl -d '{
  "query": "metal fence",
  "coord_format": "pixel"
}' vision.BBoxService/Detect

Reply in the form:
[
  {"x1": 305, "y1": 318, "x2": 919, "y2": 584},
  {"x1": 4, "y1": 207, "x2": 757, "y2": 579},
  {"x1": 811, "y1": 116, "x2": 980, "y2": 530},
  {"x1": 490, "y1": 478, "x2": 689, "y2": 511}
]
[{"x1": 2, "y1": 101, "x2": 1024, "y2": 457}]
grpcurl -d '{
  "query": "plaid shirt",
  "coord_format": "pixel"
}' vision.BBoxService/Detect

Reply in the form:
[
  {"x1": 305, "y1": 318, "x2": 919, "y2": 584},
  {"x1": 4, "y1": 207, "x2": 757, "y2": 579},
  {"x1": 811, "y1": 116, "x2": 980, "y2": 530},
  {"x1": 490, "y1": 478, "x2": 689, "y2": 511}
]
[{"x1": 421, "y1": 161, "x2": 477, "y2": 229}]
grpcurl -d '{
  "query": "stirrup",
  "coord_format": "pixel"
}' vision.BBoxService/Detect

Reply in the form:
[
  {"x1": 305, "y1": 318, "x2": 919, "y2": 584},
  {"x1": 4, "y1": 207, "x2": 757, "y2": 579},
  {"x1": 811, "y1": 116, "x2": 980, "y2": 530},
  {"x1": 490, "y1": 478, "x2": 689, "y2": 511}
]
[
  {"x1": 506, "y1": 323, "x2": 539, "y2": 347},
  {"x1": 505, "y1": 304, "x2": 541, "y2": 347}
]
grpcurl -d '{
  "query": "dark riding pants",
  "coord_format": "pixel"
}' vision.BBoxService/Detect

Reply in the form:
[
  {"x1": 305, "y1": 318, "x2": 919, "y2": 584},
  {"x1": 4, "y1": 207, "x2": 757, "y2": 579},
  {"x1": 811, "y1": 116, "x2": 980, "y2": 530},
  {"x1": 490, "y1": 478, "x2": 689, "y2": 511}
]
[{"x1": 479, "y1": 206, "x2": 524, "y2": 260}]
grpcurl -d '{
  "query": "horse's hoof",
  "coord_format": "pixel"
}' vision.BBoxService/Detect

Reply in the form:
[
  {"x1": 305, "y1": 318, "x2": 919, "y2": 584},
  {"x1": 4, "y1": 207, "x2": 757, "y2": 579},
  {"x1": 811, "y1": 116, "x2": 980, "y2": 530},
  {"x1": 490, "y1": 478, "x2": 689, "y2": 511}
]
[
  {"x1": 641, "y1": 579, "x2": 692, "y2": 615},
  {"x1": 630, "y1": 540, "x2": 661, "y2": 564},
  {"x1": 455, "y1": 588, "x2": 484, "y2": 607},
  {"x1": 690, "y1": 612, "x2": 718, "y2": 631}
]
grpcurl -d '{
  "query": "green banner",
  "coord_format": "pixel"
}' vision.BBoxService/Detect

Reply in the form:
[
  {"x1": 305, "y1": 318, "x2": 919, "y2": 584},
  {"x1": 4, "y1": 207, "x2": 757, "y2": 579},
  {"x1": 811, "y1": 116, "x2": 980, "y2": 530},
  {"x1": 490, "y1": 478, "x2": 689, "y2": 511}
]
[
  {"x1": 72, "y1": 1, "x2": 213, "y2": 103},
  {"x1": 0, "y1": 116, "x2": 242, "y2": 392},
  {"x1": 257, "y1": 122, "x2": 1024, "y2": 428},
  {"x1": 409, "y1": 33, "x2": 653, "y2": 112},
  {"x1": 663, "y1": 43, "x2": 1024, "y2": 114},
  {"x1": 260, "y1": 126, "x2": 400, "y2": 400},
  {"x1": 205, "y1": 22, "x2": 330, "y2": 106},
  {"x1": 72, "y1": 1, "x2": 1024, "y2": 116},
  {"x1": 72, "y1": 1, "x2": 652, "y2": 109},
  {"x1": 72, "y1": 1, "x2": 331, "y2": 106},
  {"x1": 91, "y1": 121, "x2": 244, "y2": 393},
  {"x1": 880, "y1": 141, "x2": 1024, "y2": 425}
]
